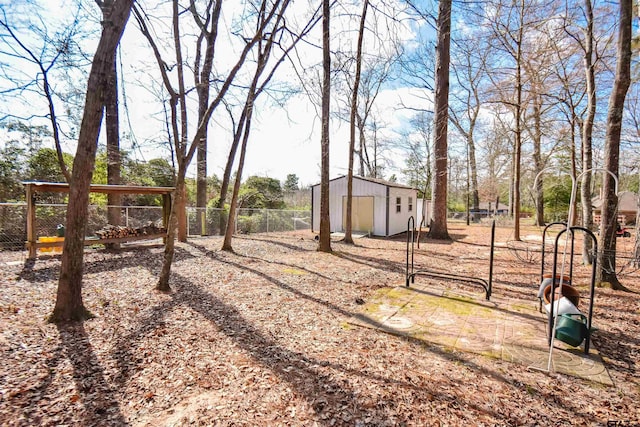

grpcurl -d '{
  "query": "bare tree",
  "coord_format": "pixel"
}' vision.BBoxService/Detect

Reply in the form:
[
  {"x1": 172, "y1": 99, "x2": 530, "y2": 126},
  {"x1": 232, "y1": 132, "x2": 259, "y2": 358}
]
[
  {"x1": 192, "y1": 0, "x2": 222, "y2": 236},
  {"x1": 449, "y1": 31, "x2": 489, "y2": 221},
  {"x1": 484, "y1": 0, "x2": 531, "y2": 240},
  {"x1": 397, "y1": 111, "x2": 433, "y2": 195},
  {"x1": 222, "y1": 0, "x2": 318, "y2": 251},
  {"x1": 623, "y1": 84, "x2": 640, "y2": 266},
  {"x1": 95, "y1": 0, "x2": 123, "y2": 249},
  {"x1": 520, "y1": 17, "x2": 561, "y2": 227},
  {"x1": 134, "y1": 0, "x2": 280, "y2": 290},
  {"x1": 318, "y1": 0, "x2": 332, "y2": 252},
  {"x1": 596, "y1": 0, "x2": 632, "y2": 290},
  {"x1": 50, "y1": 0, "x2": 134, "y2": 322},
  {"x1": 0, "y1": 4, "x2": 85, "y2": 182},
  {"x1": 547, "y1": 25, "x2": 585, "y2": 226},
  {"x1": 427, "y1": 0, "x2": 451, "y2": 240},
  {"x1": 558, "y1": 0, "x2": 599, "y2": 261},
  {"x1": 579, "y1": 0, "x2": 597, "y2": 262},
  {"x1": 215, "y1": 4, "x2": 320, "y2": 237},
  {"x1": 344, "y1": 0, "x2": 369, "y2": 245}
]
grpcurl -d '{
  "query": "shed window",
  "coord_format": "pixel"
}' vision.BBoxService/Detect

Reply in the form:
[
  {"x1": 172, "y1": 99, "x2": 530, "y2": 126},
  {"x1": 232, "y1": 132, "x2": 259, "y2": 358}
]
[
  {"x1": 396, "y1": 197, "x2": 402, "y2": 213},
  {"x1": 408, "y1": 197, "x2": 413, "y2": 212}
]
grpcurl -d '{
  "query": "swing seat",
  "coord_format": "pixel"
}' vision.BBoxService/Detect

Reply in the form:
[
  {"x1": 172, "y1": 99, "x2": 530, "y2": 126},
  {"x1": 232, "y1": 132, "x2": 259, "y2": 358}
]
[
  {"x1": 543, "y1": 283, "x2": 580, "y2": 308},
  {"x1": 544, "y1": 296, "x2": 581, "y2": 316},
  {"x1": 555, "y1": 313, "x2": 588, "y2": 347},
  {"x1": 536, "y1": 274, "x2": 571, "y2": 298}
]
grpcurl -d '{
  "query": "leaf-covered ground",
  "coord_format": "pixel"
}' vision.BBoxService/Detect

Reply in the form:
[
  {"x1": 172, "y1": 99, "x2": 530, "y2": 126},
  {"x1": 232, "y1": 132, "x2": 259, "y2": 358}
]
[{"x1": 1, "y1": 224, "x2": 638, "y2": 426}]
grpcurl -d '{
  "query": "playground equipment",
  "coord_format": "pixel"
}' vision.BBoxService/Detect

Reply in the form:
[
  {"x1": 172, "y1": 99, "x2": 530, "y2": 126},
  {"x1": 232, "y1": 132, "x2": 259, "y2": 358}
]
[
  {"x1": 532, "y1": 168, "x2": 617, "y2": 367},
  {"x1": 537, "y1": 222, "x2": 574, "y2": 312},
  {"x1": 544, "y1": 226, "x2": 598, "y2": 353},
  {"x1": 405, "y1": 216, "x2": 495, "y2": 300}
]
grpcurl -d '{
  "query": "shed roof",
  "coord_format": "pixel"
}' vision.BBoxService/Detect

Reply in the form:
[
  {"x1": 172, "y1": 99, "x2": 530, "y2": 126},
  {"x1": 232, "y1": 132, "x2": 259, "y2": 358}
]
[{"x1": 311, "y1": 175, "x2": 416, "y2": 190}]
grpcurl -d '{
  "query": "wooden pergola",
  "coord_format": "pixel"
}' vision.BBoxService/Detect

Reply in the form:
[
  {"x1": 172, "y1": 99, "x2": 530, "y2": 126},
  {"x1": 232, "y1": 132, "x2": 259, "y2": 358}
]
[{"x1": 24, "y1": 182, "x2": 175, "y2": 259}]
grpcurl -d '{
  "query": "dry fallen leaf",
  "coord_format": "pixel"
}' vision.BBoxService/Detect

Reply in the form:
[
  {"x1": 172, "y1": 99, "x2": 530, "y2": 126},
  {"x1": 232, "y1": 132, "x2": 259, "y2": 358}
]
[{"x1": 0, "y1": 229, "x2": 637, "y2": 425}]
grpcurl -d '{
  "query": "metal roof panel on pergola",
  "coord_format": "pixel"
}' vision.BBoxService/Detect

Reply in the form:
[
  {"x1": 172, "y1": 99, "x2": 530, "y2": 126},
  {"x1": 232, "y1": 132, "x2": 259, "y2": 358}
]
[{"x1": 22, "y1": 181, "x2": 175, "y2": 195}]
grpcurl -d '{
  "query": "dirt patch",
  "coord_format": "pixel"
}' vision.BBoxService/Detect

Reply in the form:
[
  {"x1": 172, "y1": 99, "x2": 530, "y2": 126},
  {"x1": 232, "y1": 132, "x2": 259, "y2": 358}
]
[{"x1": 1, "y1": 224, "x2": 638, "y2": 425}]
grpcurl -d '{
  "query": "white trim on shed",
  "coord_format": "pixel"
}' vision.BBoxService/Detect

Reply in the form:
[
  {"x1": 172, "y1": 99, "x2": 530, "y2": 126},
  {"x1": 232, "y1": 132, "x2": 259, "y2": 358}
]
[{"x1": 311, "y1": 176, "x2": 418, "y2": 237}]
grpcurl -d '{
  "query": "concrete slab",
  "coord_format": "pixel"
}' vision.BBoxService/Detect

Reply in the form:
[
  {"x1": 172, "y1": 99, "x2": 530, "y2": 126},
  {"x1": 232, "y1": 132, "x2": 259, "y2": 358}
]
[
  {"x1": 349, "y1": 282, "x2": 613, "y2": 386},
  {"x1": 330, "y1": 231, "x2": 369, "y2": 239}
]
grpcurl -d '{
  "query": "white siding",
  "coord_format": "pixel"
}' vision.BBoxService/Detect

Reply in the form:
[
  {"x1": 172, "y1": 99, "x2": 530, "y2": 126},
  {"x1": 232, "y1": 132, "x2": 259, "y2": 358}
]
[
  {"x1": 416, "y1": 199, "x2": 432, "y2": 226},
  {"x1": 388, "y1": 187, "x2": 418, "y2": 235},
  {"x1": 312, "y1": 176, "x2": 417, "y2": 236}
]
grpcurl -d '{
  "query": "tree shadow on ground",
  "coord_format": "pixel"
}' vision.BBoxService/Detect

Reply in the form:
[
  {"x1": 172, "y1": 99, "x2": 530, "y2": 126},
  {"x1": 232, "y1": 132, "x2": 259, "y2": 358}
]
[
  {"x1": 332, "y1": 250, "x2": 405, "y2": 274},
  {"x1": 161, "y1": 272, "x2": 508, "y2": 422},
  {"x1": 45, "y1": 237, "x2": 607, "y2": 424},
  {"x1": 56, "y1": 322, "x2": 128, "y2": 425},
  {"x1": 233, "y1": 235, "x2": 317, "y2": 253},
  {"x1": 15, "y1": 246, "x2": 194, "y2": 283}
]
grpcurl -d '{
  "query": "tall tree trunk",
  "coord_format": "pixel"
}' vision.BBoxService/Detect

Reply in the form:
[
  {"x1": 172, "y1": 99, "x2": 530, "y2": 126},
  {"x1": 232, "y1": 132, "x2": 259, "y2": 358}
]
[
  {"x1": 216, "y1": 108, "x2": 247, "y2": 235},
  {"x1": 50, "y1": 0, "x2": 133, "y2": 323},
  {"x1": 512, "y1": 0, "x2": 524, "y2": 241},
  {"x1": 106, "y1": 51, "x2": 121, "y2": 249},
  {"x1": 99, "y1": 0, "x2": 122, "y2": 250},
  {"x1": 345, "y1": 0, "x2": 368, "y2": 245},
  {"x1": 196, "y1": 136, "x2": 207, "y2": 235},
  {"x1": 157, "y1": 170, "x2": 184, "y2": 291},
  {"x1": 223, "y1": 102, "x2": 254, "y2": 251},
  {"x1": 172, "y1": 0, "x2": 189, "y2": 243},
  {"x1": 41, "y1": 59, "x2": 71, "y2": 182},
  {"x1": 596, "y1": 0, "x2": 632, "y2": 290},
  {"x1": 468, "y1": 134, "x2": 479, "y2": 217},
  {"x1": 427, "y1": 0, "x2": 451, "y2": 240},
  {"x1": 532, "y1": 94, "x2": 544, "y2": 226},
  {"x1": 634, "y1": 195, "x2": 640, "y2": 267},
  {"x1": 194, "y1": 0, "x2": 222, "y2": 236},
  {"x1": 357, "y1": 114, "x2": 371, "y2": 177},
  {"x1": 581, "y1": 0, "x2": 595, "y2": 264},
  {"x1": 136, "y1": 0, "x2": 282, "y2": 291},
  {"x1": 318, "y1": 0, "x2": 332, "y2": 252},
  {"x1": 569, "y1": 113, "x2": 578, "y2": 226}
]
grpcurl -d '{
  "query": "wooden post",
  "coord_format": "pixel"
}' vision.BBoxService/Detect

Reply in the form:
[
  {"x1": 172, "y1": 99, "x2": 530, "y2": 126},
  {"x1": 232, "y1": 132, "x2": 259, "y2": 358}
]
[
  {"x1": 200, "y1": 210, "x2": 207, "y2": 236},
  {"x1": 26, "y1": 183, "x2": 37, "y2": 259}
]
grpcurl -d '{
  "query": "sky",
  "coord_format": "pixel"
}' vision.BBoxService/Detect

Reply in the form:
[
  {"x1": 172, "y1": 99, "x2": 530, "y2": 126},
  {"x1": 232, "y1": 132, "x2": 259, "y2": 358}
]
[
  {"x1": 0, "y1": 0, "x2": 434, "y2": 188},
  {"x1": 114, "y1": 0, "x2": 431, "y2": 188}
]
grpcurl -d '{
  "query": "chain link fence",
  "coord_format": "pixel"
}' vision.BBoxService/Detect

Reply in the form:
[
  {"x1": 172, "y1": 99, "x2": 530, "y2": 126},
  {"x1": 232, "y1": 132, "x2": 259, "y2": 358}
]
[
  {"x1": 0, "y1": 203, "x2": 312, "y2": 252},
  {"x1": 186, "y1": 207, "x2": 311, "y2": 236},
  {"x1": 0, "y1": 203, "x2": 27, "y2": 251}
]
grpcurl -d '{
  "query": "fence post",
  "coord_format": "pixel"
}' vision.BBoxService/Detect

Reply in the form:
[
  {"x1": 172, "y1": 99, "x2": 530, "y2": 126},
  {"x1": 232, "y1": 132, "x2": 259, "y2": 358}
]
[
  {"x1": 200, "y1": 209, "x2": 207, "y2": 236},
  {"x1": 25, "y1": 184, "x2": 37, "y2": 259}
]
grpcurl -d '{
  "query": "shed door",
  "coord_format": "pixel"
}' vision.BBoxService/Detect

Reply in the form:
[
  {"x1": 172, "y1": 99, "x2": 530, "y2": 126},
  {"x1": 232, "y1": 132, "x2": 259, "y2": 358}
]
[{"x1": 342, "y1": 196, "x2": 374, "y2": 233}]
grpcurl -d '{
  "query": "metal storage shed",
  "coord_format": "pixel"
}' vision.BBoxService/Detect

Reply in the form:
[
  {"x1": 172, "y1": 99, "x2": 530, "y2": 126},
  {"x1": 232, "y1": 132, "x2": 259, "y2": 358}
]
[{"x1": 311, "y1": 176, "x2": 418, "y2": 237}]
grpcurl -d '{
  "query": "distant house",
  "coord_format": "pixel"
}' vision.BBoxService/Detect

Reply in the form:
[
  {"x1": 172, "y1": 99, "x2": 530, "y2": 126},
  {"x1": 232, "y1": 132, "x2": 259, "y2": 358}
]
[
  {"x1": 311, "y1": 176, "x2": 418, "y2": 237},
  {"x1": 593, "y1": 192, "x2": 639, "y2": 225},
  {"x1": 470, "y1": 201, "x2": 509, "y2": 217}
]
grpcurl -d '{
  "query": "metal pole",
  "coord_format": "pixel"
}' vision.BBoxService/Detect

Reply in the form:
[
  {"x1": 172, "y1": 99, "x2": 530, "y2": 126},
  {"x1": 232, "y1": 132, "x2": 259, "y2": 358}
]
[{"x1": 488, "y1": 220, "x2": 495, "y2": 298}]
